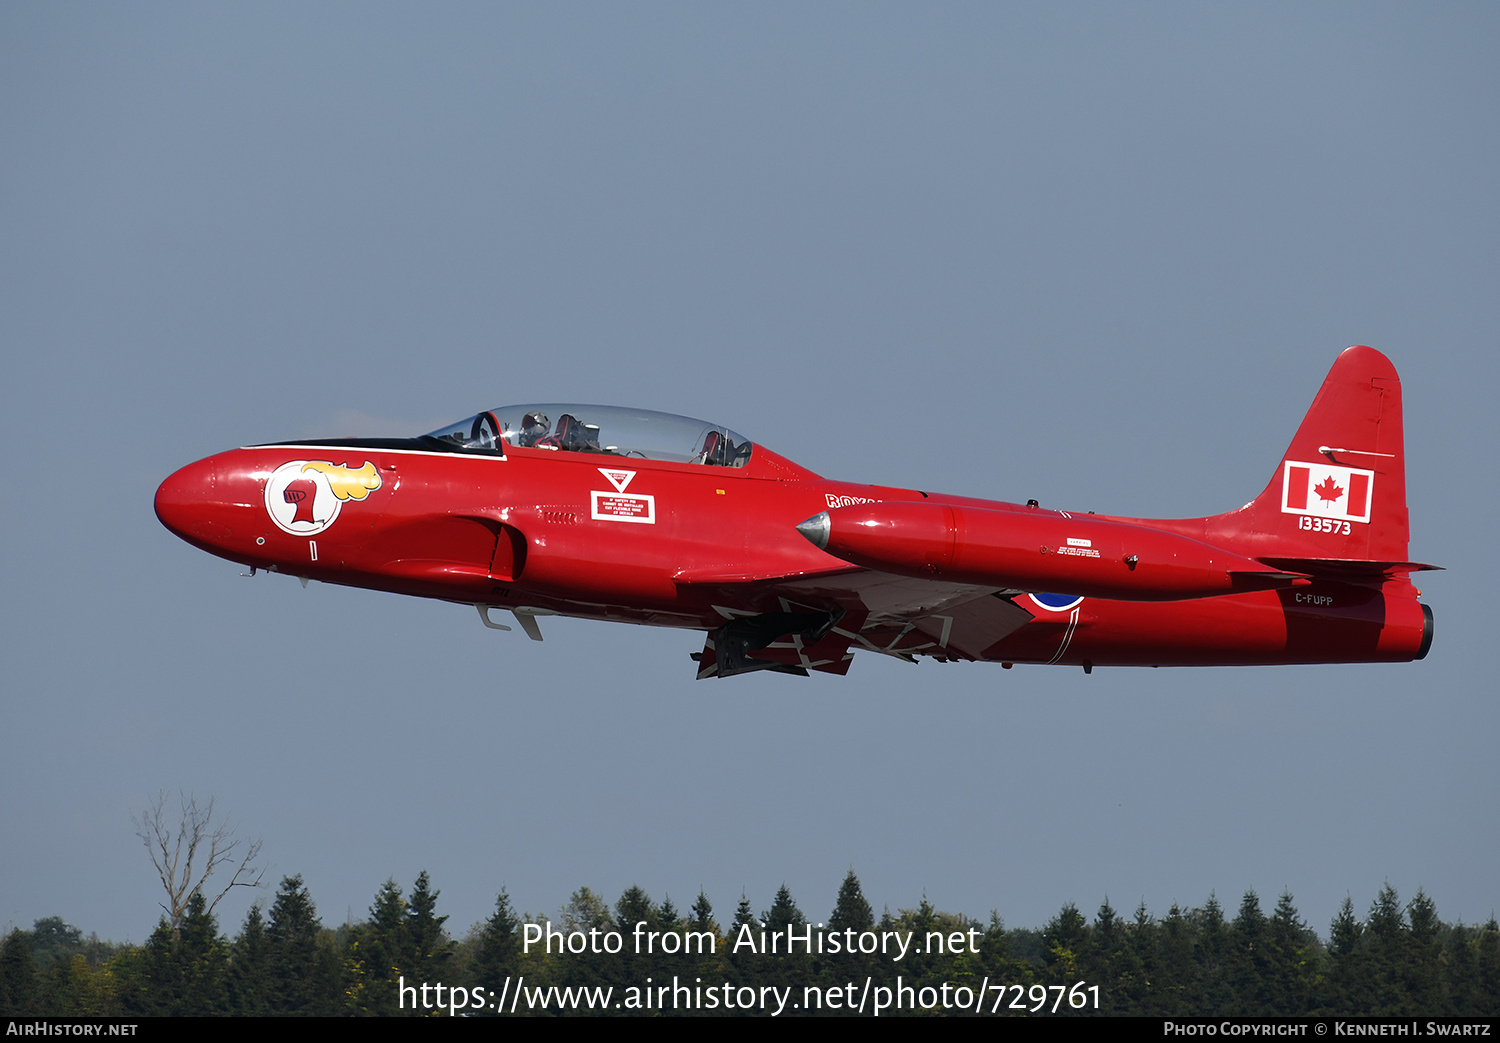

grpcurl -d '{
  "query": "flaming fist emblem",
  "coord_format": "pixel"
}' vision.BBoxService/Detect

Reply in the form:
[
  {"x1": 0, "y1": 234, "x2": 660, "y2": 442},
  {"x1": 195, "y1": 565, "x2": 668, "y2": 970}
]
[{"x1": 264, "y1": 460, "x2": 382, "y2": 536}]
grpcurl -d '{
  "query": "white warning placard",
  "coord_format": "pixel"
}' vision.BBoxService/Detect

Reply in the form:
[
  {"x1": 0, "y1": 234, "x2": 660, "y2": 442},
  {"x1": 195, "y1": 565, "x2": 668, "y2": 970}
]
[{"x1": 591, "y1": 490, "x2": 656, "y2": 524}]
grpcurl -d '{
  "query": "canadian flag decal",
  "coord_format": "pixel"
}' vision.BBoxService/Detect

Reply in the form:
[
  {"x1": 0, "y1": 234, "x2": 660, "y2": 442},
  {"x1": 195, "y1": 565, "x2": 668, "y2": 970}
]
[{"x1": 1281, "y1": 461, "x2": 1374, "y2": 524}]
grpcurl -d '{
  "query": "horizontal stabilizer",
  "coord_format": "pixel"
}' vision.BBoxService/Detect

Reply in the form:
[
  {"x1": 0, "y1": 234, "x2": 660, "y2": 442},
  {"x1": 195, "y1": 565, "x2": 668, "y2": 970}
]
[{"x1": 1256, "y1": 557, "x2": 1442, "y2": 579}]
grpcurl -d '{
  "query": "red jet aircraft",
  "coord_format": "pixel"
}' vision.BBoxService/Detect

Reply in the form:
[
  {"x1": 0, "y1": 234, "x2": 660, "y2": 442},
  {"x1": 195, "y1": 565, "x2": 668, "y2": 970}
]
[{"x1": 156, "y1": 346, "x2": 1435, "y2": 678}]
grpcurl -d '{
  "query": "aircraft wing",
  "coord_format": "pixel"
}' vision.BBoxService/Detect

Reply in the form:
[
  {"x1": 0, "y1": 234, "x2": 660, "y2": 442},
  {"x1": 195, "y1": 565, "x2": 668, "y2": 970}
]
[{"x1": 684, "y1": 570, "x2": 1035, "y2": 678}]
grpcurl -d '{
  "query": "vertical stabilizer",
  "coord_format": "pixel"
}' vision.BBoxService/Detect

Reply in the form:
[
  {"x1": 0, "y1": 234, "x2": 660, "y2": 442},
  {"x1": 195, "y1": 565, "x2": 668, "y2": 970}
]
[{"x1": 1205, "y1": 346, "x2": 1411, "y2": 565}]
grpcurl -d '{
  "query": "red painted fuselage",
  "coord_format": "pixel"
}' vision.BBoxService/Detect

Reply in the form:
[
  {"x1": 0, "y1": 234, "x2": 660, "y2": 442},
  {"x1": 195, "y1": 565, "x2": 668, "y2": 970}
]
[{"x1": 155, "y1": 349, "x2": 1435, "y2": 678}]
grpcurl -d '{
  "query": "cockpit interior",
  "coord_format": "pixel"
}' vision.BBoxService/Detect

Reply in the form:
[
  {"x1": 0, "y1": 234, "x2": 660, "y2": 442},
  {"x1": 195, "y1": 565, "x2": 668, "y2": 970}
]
[{"x1": 423, "y1": 404, "x2": 753, "y2": 467}]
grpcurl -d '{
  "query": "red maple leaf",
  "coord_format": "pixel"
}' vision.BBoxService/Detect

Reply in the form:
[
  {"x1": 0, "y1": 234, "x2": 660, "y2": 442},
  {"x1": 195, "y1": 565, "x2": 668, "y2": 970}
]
[{"x1": 1314, "y1": 475, "x2": 1343, "y2": 504}]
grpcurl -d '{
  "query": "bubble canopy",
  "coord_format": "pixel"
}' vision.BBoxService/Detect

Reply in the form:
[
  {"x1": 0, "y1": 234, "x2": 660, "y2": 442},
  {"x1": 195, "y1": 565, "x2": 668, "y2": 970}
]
[{"x1": 423, "y1": 404, "x2": 753, "y2": 467}]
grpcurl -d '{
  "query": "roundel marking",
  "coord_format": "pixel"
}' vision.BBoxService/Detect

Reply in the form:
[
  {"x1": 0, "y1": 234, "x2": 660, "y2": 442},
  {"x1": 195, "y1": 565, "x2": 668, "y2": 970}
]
[{"x1": 1028, "y1": 592, "x2": 1085, "y2": 612}]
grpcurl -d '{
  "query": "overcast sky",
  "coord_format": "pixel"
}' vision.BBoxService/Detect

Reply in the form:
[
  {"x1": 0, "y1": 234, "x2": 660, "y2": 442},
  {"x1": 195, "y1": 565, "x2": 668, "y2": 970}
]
[{"x1": 3, "y1": 3, "x2": 1496, "y2": 947}]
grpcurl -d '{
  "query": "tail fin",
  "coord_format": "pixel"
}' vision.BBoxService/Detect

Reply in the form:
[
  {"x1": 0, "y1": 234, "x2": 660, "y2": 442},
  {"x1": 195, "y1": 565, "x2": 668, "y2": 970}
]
[{"x1": 1203, "y1": 346, "x2": 1432, "y2": 575}]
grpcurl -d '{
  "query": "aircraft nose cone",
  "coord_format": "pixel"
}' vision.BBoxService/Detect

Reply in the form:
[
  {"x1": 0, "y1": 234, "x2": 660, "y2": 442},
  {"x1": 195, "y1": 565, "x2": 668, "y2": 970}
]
[
  {"x1": 155, "y1": 457, "x2": 222, "y2": 544},
  {"x1": 796, "y1": 511, "x2": 831, "y2": 551}
]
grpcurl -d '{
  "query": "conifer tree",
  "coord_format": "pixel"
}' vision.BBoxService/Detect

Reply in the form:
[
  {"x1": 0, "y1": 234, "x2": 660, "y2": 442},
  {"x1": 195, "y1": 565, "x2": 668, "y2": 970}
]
[
  {"x1": 1126, "y1": 902, "x2": 1161, "y2": 1015},
  {"x1": 828, "y1": 870, "x2": 873, "y2": 933},
  {"x1": 727, "y1": 893, "x2": 759, "y2": 988},
  {"x1": 979, "y1": 911, "x2": 1032, "y2": 994},
  {"x1": 825, "y1": 872, "x2": 875, "y2": 984},
  {"x1": 763, "y1": 884, "x2": 804, "y2": 930},
  {"x1": 1042, "y1": 902, "x2": 1087, "y2": 982},
  {"x1": 556, "y1": 886, "x2": 618, "y2": 995},
  {"x1": 128, "y1": 893, "x2": 227, "y2": 1016},
  {"x1": 1323, "y1": 894, "x2": 1366, "y2": 1014},
  {"x1": 178, "y1": 892, "x2": 228, "y2": 1014},
  {"x1": 350, "y1": 878, "x2": 406, "y2": 1015},
  {"x1": 614, "y1": 885, "x2": 658, "y2": 934},
  {"x1": 1364, "y1": 884, "x2": 1408, "y2": 1014},
  {"x1": 691, "y1": 891, "x2": 718, "y2": 936},
  {"x1": 1265, "y1": 891, "x2": 1315, "y2": 1015},
  {"x1": 473, "y1": 888, "x2": 522, "y2": 994},
  {"x1": 758, "y1": 885, "x2": 808, "y2": 994},
  {"x1": 733, "y1": 893, "x2": 756, "y2": 932},
  {"x1": 1, "y1": 928, "x2": 41, "y2": 1016},
  {"x1": 1230, "y1": 890, "x2": 1270, "y2": 1014},
  {"x1": 900, "y1": 896, "x2": 941, "y2": 980},
  {"x1": 1474, "y1": 919, "x2": 1500, "y2": 1014},
  {"x1": 266, "y1": 874, "x2": 338, "y2": 1015},
  {"x1": 1091, "y1": 896, "x2": 1146, "y2": 1014},
  {"x1": 613, "y1": 885, "x2": 660, "y2": 982},
  {"x1": 1330, "y1": 895, "x2": 1362, "y2": 957},
  {"x1": 1404, "y1": 889, "x2": 1443, "y2": 1013},
  {"x1": 228, "y1": 904, "x2": 271, "y2": 1015},
  {"x1": 686, "y1": 891, "x2": 726, "y2": 986},
  {"x1": 1368, "y1": 884, "x2": 1405, "y2": 942},
  {"x1": 1196, "y1": 894, "x2": 1231, "y2": 1013},
  {"x1": 1152, "y1": 903, "x2": 1198, "y2": 1015},
  {"x1": 405, "y1": 871, "x2": 450, "y2": 984}
]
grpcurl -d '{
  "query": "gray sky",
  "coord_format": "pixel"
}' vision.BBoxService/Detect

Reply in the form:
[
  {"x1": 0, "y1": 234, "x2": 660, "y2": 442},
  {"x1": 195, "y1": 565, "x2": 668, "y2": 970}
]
[{"x1": 3, "y1": 3, "x2": 1496, "y2": 946}]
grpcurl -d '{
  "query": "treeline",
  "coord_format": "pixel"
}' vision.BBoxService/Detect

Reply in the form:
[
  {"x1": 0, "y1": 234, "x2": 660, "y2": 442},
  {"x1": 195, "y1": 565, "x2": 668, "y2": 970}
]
[{"x1": 2, "y1": 872, "x2": 1496, "y2": 1016}]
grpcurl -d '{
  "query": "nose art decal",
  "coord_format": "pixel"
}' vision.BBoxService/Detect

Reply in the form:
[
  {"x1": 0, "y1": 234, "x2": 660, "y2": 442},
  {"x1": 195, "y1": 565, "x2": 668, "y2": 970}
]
[{"x1": 264, "y1": 460, "x2": 382, "y2": 536}]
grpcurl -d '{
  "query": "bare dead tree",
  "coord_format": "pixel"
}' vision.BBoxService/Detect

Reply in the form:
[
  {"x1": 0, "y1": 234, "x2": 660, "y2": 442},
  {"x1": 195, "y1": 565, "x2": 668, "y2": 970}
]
[{"x1": 134, "y1": 791, "x2": 265, "y2": 936}]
